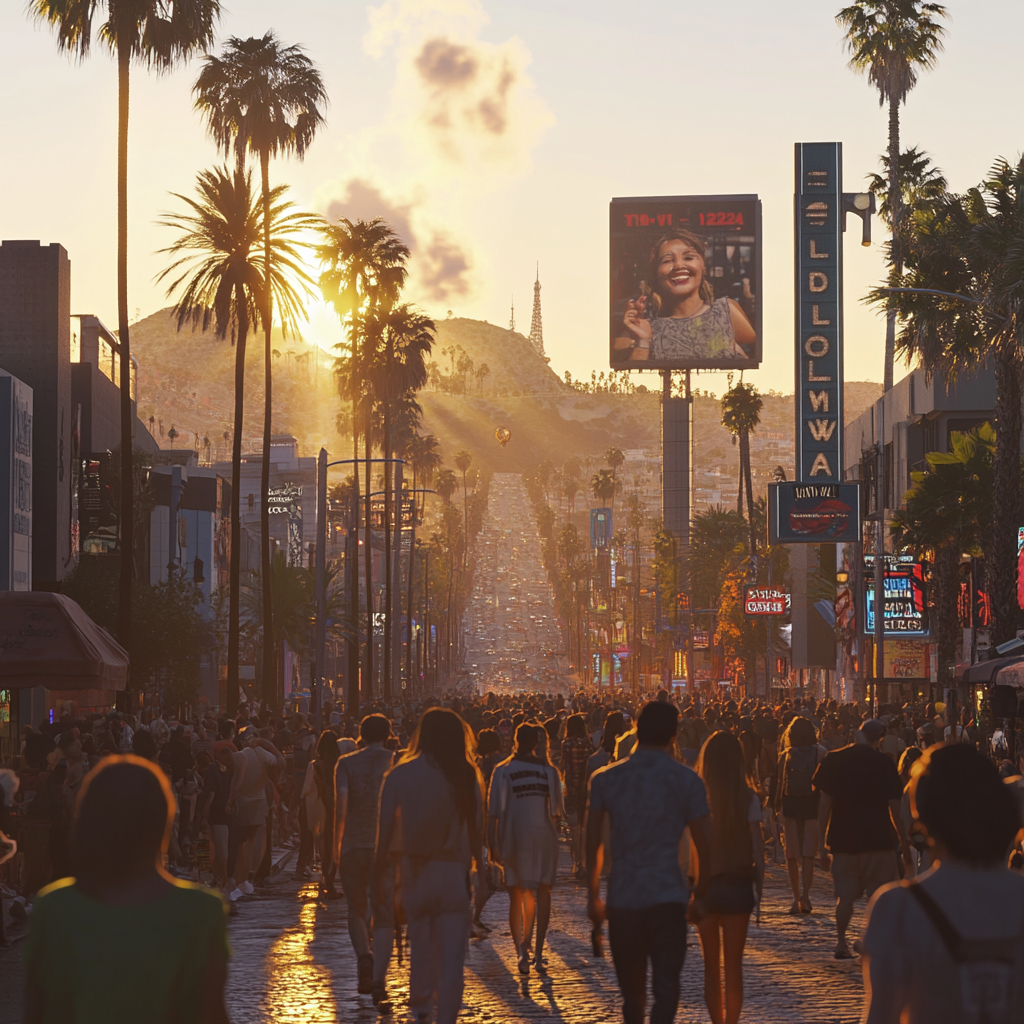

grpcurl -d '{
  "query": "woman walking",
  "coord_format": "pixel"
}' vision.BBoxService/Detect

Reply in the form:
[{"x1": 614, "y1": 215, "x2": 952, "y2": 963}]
[
  {"x1": 489, "y1": 722, "x2": 564, "y2": 975},
  {"x1": 774, "y1": 716, "x2": 827, "y2": 914},
  {"x1": 375, "y1": 709, "x2": 483, "y2": 1024},
  {"x1": 694, "y1": 731, "x2": 765, "y2": 1024},
  {"x1": 561, "y1": 714, "x2": 592, "y2": 880}
]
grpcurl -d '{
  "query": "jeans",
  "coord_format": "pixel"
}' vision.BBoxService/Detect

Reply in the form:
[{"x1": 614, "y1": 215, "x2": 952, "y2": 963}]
[
  {"x1": 401, "y1": 859, "x2": 471, "y2": 1024},
  {"x1": 607, "y1": 902, "x2": 688, "y2": 1024}
]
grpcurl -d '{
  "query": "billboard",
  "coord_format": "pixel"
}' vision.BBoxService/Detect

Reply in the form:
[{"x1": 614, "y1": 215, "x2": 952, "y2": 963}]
[
  {"x1": 591, "y1": 508, "x2": 612, "y2": 549},
  {"x1": 610, "y1": 195, "x2": 762, "y2": 370},
  {"x1": 743, "y1": 586, "x2": 790, "y2": 616},
  {"x1": 883, "y1": 639, "x2": 930, "y2": 679},
  {"x1": 864, "y1": 553, "x2": 928, "y2": 635},
  {"x1": 794, "y1": 143, "x2": 844, "y2": 483},
  {"x1": 769, "y1": 481, "x2": 861, "y2": 544}
]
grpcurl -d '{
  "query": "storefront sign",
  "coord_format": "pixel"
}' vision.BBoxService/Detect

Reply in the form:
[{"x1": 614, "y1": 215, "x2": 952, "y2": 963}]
[{"x1": 743, "y1": 586, "x2": 790, "y2": 616}]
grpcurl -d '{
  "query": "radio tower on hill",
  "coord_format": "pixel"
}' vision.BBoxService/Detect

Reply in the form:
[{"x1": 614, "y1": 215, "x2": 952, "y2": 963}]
[{"x1": 529, "y1": 263, "x2": 544, "y2": 358}]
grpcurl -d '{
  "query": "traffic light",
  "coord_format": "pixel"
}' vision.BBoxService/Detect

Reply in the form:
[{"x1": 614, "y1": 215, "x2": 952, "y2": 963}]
[{"x1": 676, "y1": 592, "x2": 689, "y2": 612}]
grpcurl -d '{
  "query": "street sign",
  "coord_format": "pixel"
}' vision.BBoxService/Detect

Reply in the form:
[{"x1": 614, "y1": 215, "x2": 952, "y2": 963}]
[
  {"x1": 795, "y1": 143, "x2": 843, "y2": 483},
  {"x1": 591, "y1": 508, "x2": 612, "y2": 549},
  {"x1": 769, "y1": 481, "x2": 860, "y2": 544},
  {"x1": 369, "y1": 498, "x2": 417, "y2": 530},
  {"x1": 743, "y1": 586, "x2": 790, "y2": 616}
]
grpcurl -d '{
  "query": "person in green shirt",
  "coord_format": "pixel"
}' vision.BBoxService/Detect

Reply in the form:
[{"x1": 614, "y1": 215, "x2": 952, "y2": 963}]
[{"x1": 24, "y1": 754, "x2": 230, "y2": 1024}]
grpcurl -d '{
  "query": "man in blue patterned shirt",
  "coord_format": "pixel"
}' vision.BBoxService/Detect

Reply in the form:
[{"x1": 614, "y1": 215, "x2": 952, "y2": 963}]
[{"x1": 586, "y1": 701, "x2": 712, "y2": 1024}]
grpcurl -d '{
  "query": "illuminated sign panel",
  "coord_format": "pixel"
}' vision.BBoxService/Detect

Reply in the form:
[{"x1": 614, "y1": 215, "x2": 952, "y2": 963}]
[
  {"x1": 864, "y1": 554, "x2": 928, "y2": 635},
  {"x1": 795, "y1": 143, "x2": 843, "y2": 484},
  {"x1": 610, "y1": 195, "x2": 762, "y2": 370},
  {"x1": 743, "y1": 586, "x2": 790, "y2": 616},
  {"x1": 768, "y1": 481, "x2": 860, "y2": 545}
]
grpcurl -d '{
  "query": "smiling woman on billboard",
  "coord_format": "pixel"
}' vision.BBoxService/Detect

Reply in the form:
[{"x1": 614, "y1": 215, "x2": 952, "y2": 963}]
[
  {"x1": 609, "y1": 196, "x2": 761, "y2": 370},
  {"x1": 614, "y1": 230, "x2": 755, "y2": 364}
]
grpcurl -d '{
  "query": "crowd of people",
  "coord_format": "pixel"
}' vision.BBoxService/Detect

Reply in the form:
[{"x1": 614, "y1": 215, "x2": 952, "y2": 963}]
[{"x1": 4, "y1": 685, "x2": 1024, "y2": 1023}]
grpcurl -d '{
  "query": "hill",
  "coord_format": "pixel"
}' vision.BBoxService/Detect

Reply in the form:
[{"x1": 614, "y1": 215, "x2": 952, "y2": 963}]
[{"x1": 129, "y1": 307, "x2": 881, "y2": 508}]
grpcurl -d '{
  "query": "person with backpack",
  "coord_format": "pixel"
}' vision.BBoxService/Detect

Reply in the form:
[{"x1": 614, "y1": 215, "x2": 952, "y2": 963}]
[
  {"x1": 861, "y1": 744, "x2": 1024, "y2": 1023},
  {"x1": 774, "y1": 716, "x2": 827, "y2": 914}
]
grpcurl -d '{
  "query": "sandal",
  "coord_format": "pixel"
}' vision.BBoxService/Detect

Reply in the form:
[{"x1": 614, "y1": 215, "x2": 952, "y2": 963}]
[
  {"x1": 532, "y1": 954, "x2": 549, "y2": 975},
  {"x1": 834, "y1": 948, "x2": 855, "y2": 960},
  {"x1": 788, "y1": 901, "x2": 801, "y2": 914},
  {"x1": 799, "y1": 898, "x2": 812, "y2": 914},
  {"x1": 518, "y1": 950, "x2": 531, "y2": 976}
]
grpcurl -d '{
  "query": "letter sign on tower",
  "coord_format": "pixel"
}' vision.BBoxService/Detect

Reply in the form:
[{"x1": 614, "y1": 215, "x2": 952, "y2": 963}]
[{"x1": 795, "y1": 143, "x2": 843, "y2": 484}]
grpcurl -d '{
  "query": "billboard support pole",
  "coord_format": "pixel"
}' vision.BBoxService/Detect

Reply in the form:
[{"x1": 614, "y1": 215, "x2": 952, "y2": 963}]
[
  {"x1": 662, "y1": 370, "x2": 691, "y2": 689},
  {"x1": 873, "y1": 402, "x2": 885, "y2": 718}
]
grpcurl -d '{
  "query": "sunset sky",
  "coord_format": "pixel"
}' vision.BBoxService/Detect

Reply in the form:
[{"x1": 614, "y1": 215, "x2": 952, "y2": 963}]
[{"x1": 1, "y1": 0, "x2": 1021, "y2": 396}]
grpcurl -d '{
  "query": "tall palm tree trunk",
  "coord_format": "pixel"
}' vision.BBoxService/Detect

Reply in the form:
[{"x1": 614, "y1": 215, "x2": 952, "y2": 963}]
[
  {"x1": 935, "y1": 543, "x2": 959, "y2": 688},
  {"x1": 349, "y1": 385, "x2": 360, "y2": 715},
  {"x1": 742, "y1": 429, "x2": 756, "y2": 557},
  {"x1": 990, "y1": 348, "x2": 1023, "y2": 645},
  {"x1": 227, "y1": 288, "x2": 248, "y2": 714},
  {"x1": 117, "y1": 41, "x2": 134, "y2": 693},
  {"x1": 259, "y1": 151, "x2": 275, "y2": 709},
  {"x1": 364, "y1": 411, "x2": 374, "y2": 698},
  {"x1": 405, "y1": 474, "x2": 417, "y2": 693},
  {"x1": 884, "y1": 93, "x2": 902, "y2": 393},
  {"x1": 383, "y1": 408, "x2": 392, "y2": 701}
]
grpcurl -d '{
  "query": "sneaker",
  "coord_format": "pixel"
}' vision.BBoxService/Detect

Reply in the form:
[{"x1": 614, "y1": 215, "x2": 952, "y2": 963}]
[
  {"x1": 240, "y1": 880, "x2": 254, "y2": 896},
  {"x1": 372, "y1": 983, "x2": 392, "y2": 1013},
  {"x1": 357, "y1": 953, "x2": 375, "y2": 994},
  {"x1": 228, "y1": 888, "x2": 244, "y2": 902}
]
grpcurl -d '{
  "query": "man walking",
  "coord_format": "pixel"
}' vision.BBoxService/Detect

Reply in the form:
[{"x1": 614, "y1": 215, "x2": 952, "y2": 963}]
[
  {"x1": 335, "y1": 714, "x2": 396, "y2": 1006},
  {"x1": 586, "y1": 701, "x2": 712, "y2": 1024},
  {"x1": 813, "y1": 718, "x2": 913, "y2": 959}
]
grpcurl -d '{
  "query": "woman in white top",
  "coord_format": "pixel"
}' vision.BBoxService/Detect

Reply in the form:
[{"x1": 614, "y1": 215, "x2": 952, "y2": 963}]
[
  {"x1": 489, "y1": 722, "x2": 564, "y2": 975},
  {"x1": 861, "y1": 744, "x2": 1024, "y2": 1024}
]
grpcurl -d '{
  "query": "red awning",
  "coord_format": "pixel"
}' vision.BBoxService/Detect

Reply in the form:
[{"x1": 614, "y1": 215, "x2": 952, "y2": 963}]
[{"x1": 0, "y1": 592, "x2": 128, "y2": 691}]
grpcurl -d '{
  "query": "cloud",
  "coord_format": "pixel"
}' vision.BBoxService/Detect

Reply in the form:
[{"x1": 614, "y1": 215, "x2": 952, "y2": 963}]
[
  {"x1": 323, "y1": 178, "x2": 472, "y2": 303},
  {"x1": 363, "y1": 0, "x2": 553, "y2": 169},
  {"x1": 325, "y1": 178, "x2": 415, "y2": 250}
]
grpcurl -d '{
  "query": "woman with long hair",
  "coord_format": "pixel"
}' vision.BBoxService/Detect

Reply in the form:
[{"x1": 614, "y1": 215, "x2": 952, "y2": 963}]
[
  {"x1": 376, "y1": 708, "x2": 483, "y2": 1024},
  {"x1": 561, "y1": 714, "x2": 593, "y2": 880},
  {"x1": 614, "y1": 229, "x2": 756, "y2": 365},
  {"x1": 774, "y1": 716, "x2": 827, "y2": 914},
  {"x1": 694, "y1": 731, "x2": 765, "y2": 1024},
  {"x1": 301, "y1": 730, "x2": 341, "y2": 897},
  {"x1": 24, "y1": 756, "x2": 229, "y2": 1023}
]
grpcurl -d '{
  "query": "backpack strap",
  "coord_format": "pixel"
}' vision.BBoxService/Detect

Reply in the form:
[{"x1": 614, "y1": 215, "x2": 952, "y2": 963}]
[{"x1": 908, "y1": 883, "x2": 964, "y2": 962}]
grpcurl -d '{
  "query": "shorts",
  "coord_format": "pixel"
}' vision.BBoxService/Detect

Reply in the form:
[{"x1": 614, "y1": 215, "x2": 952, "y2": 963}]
[
  {"x1": 783, "y1": 817, "x2": 819, "y2": 860},
  {"x1": 703, "y1": 874, "x2": 756, "y2": 916},
  {"x1": 830, "y1": 850, "x2": 898, "y2": 901}
]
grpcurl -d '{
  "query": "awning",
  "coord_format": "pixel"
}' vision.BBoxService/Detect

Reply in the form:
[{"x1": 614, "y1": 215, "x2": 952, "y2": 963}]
[
  {"x1": 958, "y1": 655, "x2": 1024, "y2": 685},
  {"x1": 0, "y1": 592, "x2": 129, "y2": 691}
]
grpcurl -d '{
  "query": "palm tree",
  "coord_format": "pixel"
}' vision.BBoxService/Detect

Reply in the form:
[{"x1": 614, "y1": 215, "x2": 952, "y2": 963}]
[
  {"x1": 891, "y1": 424, "x2": 993, "y2": 684},
  {"x1": 31, "y1": 0, "x2": 220, "y2": 683},
  {"x1": 866, "y1": 146, "x2": 948, "y2": 240},
  {"x1": 320, "y1": 217, "x2": 409, "y2": 709},
  {"x1": 591, "y1": 469, "x2": 616, "y2": 512},
  {"x1": 720, "y1": 382, "x2": 763, "y2": 557},
  {"x1": 454, "y1": 450, "x2": 473, "y2": 568},
  {"x1": 564, "y1": 477, "x2": 580, "y2": 516},
  {"x1": 435, "y1": 469, "x2": 457, "y2": 505},
  {"x1": 837, "y1": 0, "x2": 948, "y2": 391},
  {"x1": 880, "y1": 158, "x2": 1024, "y2": 644},
  {"x1": 193, "y1": 31, "x2": 327, "y2": 708},
  {"x1": 403, "y1": 432, "x2": 442, "y2": 690},
  {"x1": 359, "y1": 305, "x2": 435, "y2": 699},
  {"x1": 605, "y1": 447, "x2": 625, "y2": 483},
  {"x1": 156, "y1": 166, "x2": 317, "y2": 714}
]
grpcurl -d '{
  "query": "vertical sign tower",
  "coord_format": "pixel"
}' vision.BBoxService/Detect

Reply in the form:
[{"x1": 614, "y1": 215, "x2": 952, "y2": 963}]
[{"x1": 795, "y1": 143, "x2": 843, "y2": 483}]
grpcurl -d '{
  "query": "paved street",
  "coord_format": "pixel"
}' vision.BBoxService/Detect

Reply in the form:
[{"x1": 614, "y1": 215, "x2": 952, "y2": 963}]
[
  {"x1": 2, "y1": 845, "x2": 868, "y2": 1023},
  {"x1": 465, "y1": 473, "x2": 567, "y2": 693}
]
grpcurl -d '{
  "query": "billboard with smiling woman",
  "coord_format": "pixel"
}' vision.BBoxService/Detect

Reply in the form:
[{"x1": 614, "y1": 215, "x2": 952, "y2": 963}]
[{"x1": 610, "y1": 195, "x2": 762, "y2": 370}]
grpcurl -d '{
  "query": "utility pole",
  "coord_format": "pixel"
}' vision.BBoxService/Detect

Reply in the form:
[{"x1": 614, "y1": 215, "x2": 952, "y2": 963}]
[
  {"x1": 873, "y1": 402, "x2": 885, "y2": 718},
  {"x1": 315, "y1": 448, "x2": 327, "y2": 716}
]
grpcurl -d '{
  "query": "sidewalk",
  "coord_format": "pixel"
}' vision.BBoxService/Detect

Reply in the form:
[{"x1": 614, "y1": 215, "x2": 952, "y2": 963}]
[{"x1": 0, "y1": 851, "x2": 868, "y2": 1023}]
